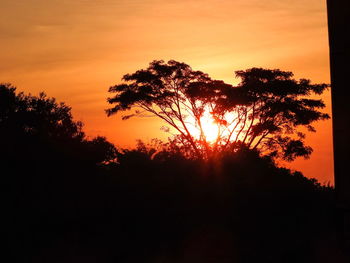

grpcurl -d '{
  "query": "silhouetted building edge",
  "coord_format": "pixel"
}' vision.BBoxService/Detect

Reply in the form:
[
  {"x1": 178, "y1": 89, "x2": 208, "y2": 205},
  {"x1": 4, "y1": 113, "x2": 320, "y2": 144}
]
[{"x1": 327, "y1": 0, "x2": 350, "y2": 248}]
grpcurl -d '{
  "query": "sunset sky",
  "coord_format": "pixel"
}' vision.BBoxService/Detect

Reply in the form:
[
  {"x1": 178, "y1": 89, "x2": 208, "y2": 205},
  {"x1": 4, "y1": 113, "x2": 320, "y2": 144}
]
[{"x1": 0, "y1": 0, "x2": 333, "y2": 183}]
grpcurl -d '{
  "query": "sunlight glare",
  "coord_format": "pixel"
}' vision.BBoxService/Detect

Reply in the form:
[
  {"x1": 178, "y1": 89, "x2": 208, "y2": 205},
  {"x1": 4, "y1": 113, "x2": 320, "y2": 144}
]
[
  {"x1": 186, "y1": 106, "x2": 240, "y2": 144},
  {"x1": 201, "y1": 111, "x2": 220, "y2": 142},
  {"x1": 186, "y1": 109, "x2": 219, "y2": 143}
]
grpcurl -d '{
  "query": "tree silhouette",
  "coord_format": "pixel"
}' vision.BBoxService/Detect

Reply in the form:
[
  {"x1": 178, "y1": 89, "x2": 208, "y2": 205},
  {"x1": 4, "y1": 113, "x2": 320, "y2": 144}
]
[
  {"x1": 0, "y1": 83, "x2": 117, "y2": 165},
  {"x1": 0, "y1": 83, "x2": 83, "y2": 140},
  {"x1": 106, "y1": 60, "x2": 215, "y2": 158},
  {"x1": 216, "y1": 68, "x2": 330, "y2": 161},
  {"x1": 107, "y1": 60, "x2": 329, "y2": 161}
]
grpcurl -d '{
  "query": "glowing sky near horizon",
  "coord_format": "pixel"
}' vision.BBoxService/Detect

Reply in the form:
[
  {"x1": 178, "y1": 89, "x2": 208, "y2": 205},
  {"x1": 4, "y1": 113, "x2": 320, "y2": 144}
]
[{"x1": 0, "y1": 0, "x2": 333, "y2": 183}]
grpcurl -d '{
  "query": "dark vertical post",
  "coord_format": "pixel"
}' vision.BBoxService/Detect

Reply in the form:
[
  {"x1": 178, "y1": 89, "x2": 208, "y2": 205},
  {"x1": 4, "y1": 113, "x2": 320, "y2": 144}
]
[{"x1": 327, "y1": 0, "x2": 350, "y2": 248}]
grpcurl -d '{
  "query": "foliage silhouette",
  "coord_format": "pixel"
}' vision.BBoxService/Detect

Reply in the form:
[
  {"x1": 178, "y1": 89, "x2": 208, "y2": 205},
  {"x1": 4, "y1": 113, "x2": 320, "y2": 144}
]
[
  {"x1": 2, "y1": 84, "x2": 339, "y2": 262},
  {"x1": 0, "y1": 83, "x2": 117, "y2": 165},
  {"x1": 107, "y1": 60, "x2": 329, "y2": 161}
]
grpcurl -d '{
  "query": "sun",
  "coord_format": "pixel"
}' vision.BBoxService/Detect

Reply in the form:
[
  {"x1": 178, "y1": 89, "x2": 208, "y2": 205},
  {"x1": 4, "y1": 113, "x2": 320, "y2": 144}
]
[
  {"x1": 200, "y1": 111, "x2": 220, "y2": 142},
  {"x1": 186, "y1": 107, "x2": 240, "y2": 144},
  {"x1": 186, "y1": 108, "x2": 220, "y2": 143}
]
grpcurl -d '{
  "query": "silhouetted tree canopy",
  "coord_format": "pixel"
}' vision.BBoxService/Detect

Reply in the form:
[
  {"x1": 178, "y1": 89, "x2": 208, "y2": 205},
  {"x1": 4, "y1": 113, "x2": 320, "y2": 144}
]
[
  {"x1": 107, "y1": 60, "x2": 329, "y2": 161},
  {"x1": 0, "y1": 83, "x2": 117, "y2": 165}
]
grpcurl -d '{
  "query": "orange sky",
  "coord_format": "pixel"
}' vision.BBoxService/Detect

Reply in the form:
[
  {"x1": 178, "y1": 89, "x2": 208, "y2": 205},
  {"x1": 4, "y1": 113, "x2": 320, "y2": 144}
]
[{"x1": 0, "y1": 0, "x2": 333, "y2": 184}]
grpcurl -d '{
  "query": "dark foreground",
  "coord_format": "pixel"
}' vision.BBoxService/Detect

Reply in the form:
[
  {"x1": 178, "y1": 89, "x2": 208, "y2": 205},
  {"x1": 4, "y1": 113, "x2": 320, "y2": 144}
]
[
  {"x1": 4, "y1": 149, "x2": 341, "y2": 263},
  {"x1": 0, "y1": 84, "x2": 344, "y2": 262}
]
